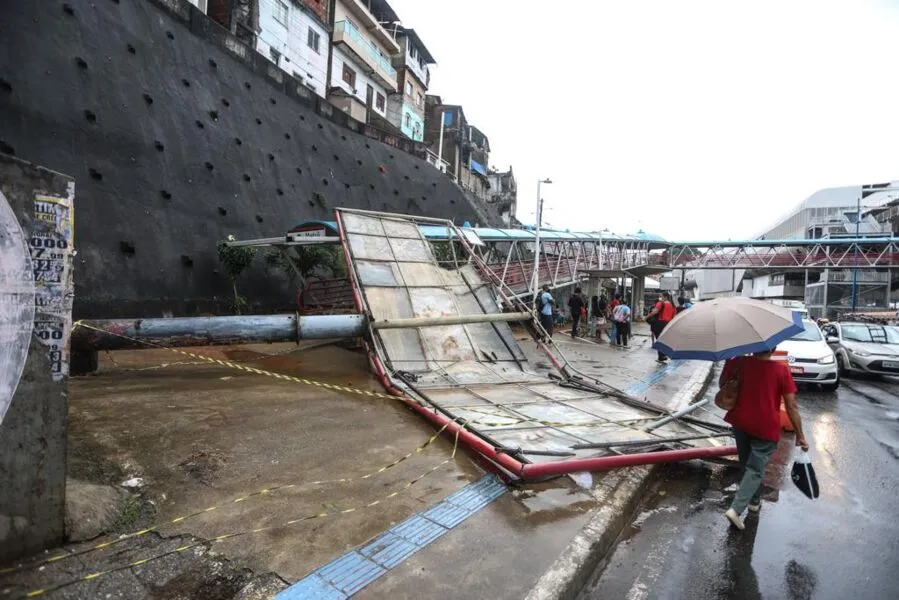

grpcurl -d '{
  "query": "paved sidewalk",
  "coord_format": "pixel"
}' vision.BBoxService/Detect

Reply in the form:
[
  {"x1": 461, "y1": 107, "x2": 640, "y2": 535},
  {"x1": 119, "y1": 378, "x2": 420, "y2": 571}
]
[{"x1": 1, "y1": 327, "x2": 714, "y2": 600}]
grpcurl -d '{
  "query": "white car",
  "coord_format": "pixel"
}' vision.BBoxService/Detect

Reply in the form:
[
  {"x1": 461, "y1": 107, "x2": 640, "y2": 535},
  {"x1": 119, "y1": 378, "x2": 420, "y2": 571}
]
[
  {"x1": 823, "y1": 322, "x2": 899, "y2": 378},
  {"x1": 776, "y1": 319, "x2": 839, "y2": 391}
]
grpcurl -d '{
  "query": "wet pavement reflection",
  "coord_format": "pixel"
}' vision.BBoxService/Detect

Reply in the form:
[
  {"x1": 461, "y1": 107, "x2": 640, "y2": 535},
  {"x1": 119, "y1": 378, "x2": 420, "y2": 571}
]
[{"x1": 578, "y1": 375, "x2": 899, "y2": 600}]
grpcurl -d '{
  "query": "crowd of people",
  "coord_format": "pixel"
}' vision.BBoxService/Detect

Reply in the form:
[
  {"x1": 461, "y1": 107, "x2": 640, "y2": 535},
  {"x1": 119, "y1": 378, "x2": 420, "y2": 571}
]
[{"x1": 536, "y1": 286, "x2": 694, "y2": 351}]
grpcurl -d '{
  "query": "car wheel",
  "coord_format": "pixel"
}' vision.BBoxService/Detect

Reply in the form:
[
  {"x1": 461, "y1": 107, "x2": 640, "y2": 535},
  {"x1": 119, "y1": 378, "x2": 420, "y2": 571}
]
[
  {"x1": 821, "y1": 380, "x2": 840, "y2": 392},
  {"x1": 836, "y1": 354, "x2": 849, "y2": 377}
]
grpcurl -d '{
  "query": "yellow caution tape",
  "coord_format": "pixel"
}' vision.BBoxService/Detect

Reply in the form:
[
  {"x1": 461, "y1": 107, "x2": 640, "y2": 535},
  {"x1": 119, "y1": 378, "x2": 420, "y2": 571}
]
[{"x1": 15, "y1": 429, "x2": 463, "y2": 598}]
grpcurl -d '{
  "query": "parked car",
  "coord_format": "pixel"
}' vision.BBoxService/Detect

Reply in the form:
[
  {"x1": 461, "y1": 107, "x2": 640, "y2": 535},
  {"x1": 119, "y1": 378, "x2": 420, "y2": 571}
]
[
  {"x1": 777, "y1": 319, "x2": 839, "y2": 390},
  {"x1": 822, "y1": 322, "x2": 899, "y2": 377}
]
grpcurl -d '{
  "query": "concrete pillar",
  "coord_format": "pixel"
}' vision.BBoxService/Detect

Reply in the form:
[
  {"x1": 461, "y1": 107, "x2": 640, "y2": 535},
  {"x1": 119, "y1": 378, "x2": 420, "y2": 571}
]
[
  {"x1": 0, "y1": 155, "x2": 74, "y2": 561},
  {"x1": 632, "y1": 275, "x2": 645, "y2": 317}
]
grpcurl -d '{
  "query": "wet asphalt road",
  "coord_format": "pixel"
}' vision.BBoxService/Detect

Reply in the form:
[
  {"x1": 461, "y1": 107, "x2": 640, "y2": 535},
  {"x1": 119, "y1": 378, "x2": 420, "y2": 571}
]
[{"x1": 578, "y1": 375, "x2": 899, "y2": 600}]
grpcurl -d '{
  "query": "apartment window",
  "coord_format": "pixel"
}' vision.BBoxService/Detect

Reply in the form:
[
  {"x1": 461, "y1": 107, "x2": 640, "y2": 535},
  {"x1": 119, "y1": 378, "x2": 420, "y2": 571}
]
[
  {"x1": 404, "y1": 113, "x2": 412, "y2": 128},
  {"x1": 307, "y1": 27, "x2": 321, "y2": 54},
  {"x1": 417, "y1": 92, "x2": 423, "y2": 107},
  {"x1": 405, "y1": 81, "x2": 413, "y2": 96},
  {"x1": 269, "y1": 47, "x2": 281, "y2": 66},
  {"x1": 410, "y1": 46, "x2": 418, "y2": 60},
  {"x1": 342, "y1": 63, "x2": 356, "y2": 88},
  {"x1": 375, "y1": 92, "x2": 386, "y2": 111},
  {"x1": 274, "y1": 0, "x2": 288, "y2": 27}
]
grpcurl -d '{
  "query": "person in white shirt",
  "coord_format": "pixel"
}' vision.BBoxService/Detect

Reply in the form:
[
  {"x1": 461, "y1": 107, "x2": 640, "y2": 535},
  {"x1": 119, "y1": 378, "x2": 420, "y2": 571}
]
[{"x1": 612, "y1": 298, "x2": 632, "y2": 347}]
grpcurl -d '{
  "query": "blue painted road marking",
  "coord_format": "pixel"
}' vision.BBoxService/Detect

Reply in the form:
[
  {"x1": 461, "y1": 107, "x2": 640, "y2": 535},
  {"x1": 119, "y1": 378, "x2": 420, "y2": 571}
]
[
  {"x1": 277, "y1": 474, "x2": 507, "y2": 599},
  {"x1": 625, "y1": 359, "x2": 683, "y2": 396}
]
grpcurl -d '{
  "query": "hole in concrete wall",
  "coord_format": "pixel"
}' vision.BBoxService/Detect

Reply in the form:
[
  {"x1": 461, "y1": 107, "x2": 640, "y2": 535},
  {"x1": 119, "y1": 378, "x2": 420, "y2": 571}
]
[
  {"x1": 389, "y1": 154, "x2": 395, "y2": 159},
  {"x1": 181, "y1": 255, "x2": 193, "y2": 267},
  {"x1": 344, "y1": 182, "x2": 351, "y2": 189},
  {"x1": 308, "y1": 200, "x2": 315, "y2": 207},
  {"x1": 62, "y1": 4, "x2": 75, "y2": 16},
  {"x1": 255, "y1": 214, "x2": 264, "y2": 223},
  {"x1": 356, "y1": 159, "x2": 363, "y2": 166},
  {"x1": 369, "y1": 184, "x2": 375, "y2": 190},
  {"x1": 432, "y1": 182, "x2": 437, "y2": 187},
  {"x1": 414, "y1": 165, "x2": 419, "y2": 169},
  {"x1": 84, "y1": 109, "x2": 97, "y2": 124},
  {"x1": 322, "y1": 179, "x2": 329, "y2": 186},
  {"x1": 0, "y1": 79, "x2": 11, "y2": 93},
  {"x1": 221, "y1": 98, "x2": 230, "y2": 107},
  {"x1": 284, "y1": 133, "x2": 291, "y2": 139},
  {"x1": 276, "y1": 188, "x2": 284, "y2": 196},
  {"x1": 255, "y1": 118, "x2": 262, "y2": 125},
  {"x1": 195, "y1": 120, "x2": 204, "y2": 129},
  {"x1": 143, "y1": 93, "x2": 153, "y2": 105},
  {"x1": 234, "y1": 137, "x2": 242, "y2": 146},
  {"x1": 126, "y1": 43, "x2": 136, "y2": 54},
  {"x1": 218, "y1": 207, "x2": 227, "y2": 216},
  {"x1": 75, "y1": 57, "x2": 87, "y2": 69},
  {"x1": 333, "y1": 154, "x2": 339, "y2": 161},
  {"x1": 296, "y1": 167, "x2": 302, "y2": 174},
  {"x1": 317, "y1": 123, "x2": 323, "y2": 129},
  {"x1": 245, "y1": 82, "x2": 252, "y2": 90},
  {"x1": 209, "y1": 110, "x2": 219, "y2": 121},
  {"x1": 181, "y1": 78, "x2": 191, "y2": 87},
  {"x1": 267, "y1": 153, "x2": 275, "y2": 161},
  {"x1": 311, "y1": 145, "x2": 317, "y2": 151},
  {"x1": 160, "y1": 190, "x2": 172, "y2": 199},
  {"x1": 166, "y1": 31, "x2": 174, "y2": 40},
  {"x1": 154, "y1": 140, "x2": 164, "y2": 151},
  {"x1": 403, "y1": 175, "x2": 409, "y2": 180},
  {"x1": 208, "y1": 59, "x2": 217, "y2": 69},
  {"x1": 450, "y1": 199, "x2": 456, "y2": 204},
  {"x1": 270, "y1": 98, "x2": 276, "y2": 105},
  {"x1": 300, "y1": 115, "x2": 305, "y2": 121},
  {"x1": 88, "y1": 168, "x2": 103, "y2": 181},
  {"x1": 119, "y1": 241, "x2": 135, "y2": 255},
  {"x1": 110, "y1": 0, "x2": 120, "y2": 4},
  {"x1": 393, "y1": 190, "x2": 399, "y2": 195},
  {"x1": 204, "y1": 162, "x2": 214, "y2": 171},
  {"x1": 243, "y1": 174, "x2": 251, "y2": 182},
  {"x1": 421, "y1": 196, "x2": 427, "y2": 201},
  {"x1": 313, "y1": 193, "x2": 325, "y2": 205},
  {"x1": 341, "y1": 135, "x2": 346, "y2": 141},
  {"x1": 365, "y1": 143, "x2": 370, "y2": 149},
  {"x1": 0, "y1": 141, "x2": 15, "y2": 156}
]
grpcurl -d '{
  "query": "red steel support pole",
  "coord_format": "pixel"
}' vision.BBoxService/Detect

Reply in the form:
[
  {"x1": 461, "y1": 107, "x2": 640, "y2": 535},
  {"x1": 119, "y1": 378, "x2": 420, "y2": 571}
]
[{"x1": 520, "y1": 445, "x2": 737, "y2": 479}]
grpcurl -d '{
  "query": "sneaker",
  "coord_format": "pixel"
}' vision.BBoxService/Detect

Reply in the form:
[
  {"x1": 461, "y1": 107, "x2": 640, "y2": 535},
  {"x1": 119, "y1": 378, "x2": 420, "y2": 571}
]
[
  {"x1": 725, "y1": 508, "x2": 745, "y2": 530},
  {"x1": 748, "y1": 502, "x2": 761, "y2": 513},
  {"x1": 656, "y1": 358, "x2": 667, "y2": 364}
]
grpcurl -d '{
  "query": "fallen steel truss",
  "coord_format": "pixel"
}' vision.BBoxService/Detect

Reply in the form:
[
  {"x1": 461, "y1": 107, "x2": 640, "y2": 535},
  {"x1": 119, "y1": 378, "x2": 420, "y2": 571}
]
[{"x1": 335, "y1": 208, "x2": 734, "y2": 480}]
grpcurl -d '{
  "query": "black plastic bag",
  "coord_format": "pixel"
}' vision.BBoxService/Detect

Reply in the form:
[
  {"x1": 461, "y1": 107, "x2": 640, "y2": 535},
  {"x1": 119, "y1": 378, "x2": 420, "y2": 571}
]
[{"x1": 791, "y1": 449, "x2": 819, "y2": 499}]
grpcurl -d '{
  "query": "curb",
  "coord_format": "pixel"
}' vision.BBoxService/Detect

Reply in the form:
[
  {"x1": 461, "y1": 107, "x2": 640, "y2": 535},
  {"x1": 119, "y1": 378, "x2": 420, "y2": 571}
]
[{"x1": 523, "y1": 361, "x2": 715, "y2": 600}]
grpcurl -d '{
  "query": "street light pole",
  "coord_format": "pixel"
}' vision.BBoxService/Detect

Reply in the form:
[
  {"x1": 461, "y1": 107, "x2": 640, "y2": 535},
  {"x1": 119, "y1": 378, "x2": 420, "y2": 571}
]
[{"x1": 531, "y1": 178, "x2": 553, "y2": 296}]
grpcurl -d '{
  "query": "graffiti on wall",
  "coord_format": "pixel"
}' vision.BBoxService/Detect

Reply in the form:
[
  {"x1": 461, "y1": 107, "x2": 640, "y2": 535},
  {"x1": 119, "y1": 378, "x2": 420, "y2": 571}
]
[
  {"x1": 0, "y1": 190, "x2": 35, "y2": 426},
  {"x1": 30, "y1": 185, "x2": 75, "y2": 381}
]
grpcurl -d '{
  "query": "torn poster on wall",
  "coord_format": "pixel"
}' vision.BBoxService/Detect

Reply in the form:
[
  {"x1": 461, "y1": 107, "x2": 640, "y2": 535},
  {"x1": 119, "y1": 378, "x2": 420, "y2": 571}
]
[
  {"x1": 30, "y1": 185, "x2": 75, "y2": 381},
  {"x1": 0, "y1": 190, "x2": 36, "y2": 425}
]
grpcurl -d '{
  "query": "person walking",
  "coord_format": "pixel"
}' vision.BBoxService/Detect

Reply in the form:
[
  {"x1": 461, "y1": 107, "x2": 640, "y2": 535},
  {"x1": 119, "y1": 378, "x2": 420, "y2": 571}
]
[
  {"x1": 568, "y1": 287, "x2": 586, "y2": 338},
  {"x1": 720, "y1": 351, "x2": 808, "y2": 530},
  {"x1": 537, "y1": 284, "x2": 556, "y2": 340},
  {"x1": 646, "y1": 292, "x2": 678, "y2": 363},
  {"x1": 608, "y1": 293, "x2": 621, "y2": 343},
  {"x1": 612, "y1": 297, "x2": 631, "y2": 347}
]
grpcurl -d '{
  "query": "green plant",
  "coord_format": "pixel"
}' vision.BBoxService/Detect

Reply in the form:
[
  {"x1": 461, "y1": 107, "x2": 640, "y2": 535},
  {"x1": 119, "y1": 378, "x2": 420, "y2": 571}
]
[
  {"x1": 217, "y1": 235, "x2": 257, "y2": 315},
  {"x1": 264, "y1": 245, "x2": 345, "y2": 280}
]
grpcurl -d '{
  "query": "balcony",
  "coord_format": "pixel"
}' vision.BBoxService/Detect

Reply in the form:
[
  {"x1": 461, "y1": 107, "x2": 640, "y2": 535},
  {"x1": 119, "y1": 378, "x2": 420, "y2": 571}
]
[{"x1": 333, "y1": 20, "x2": 398, "y2": 90}]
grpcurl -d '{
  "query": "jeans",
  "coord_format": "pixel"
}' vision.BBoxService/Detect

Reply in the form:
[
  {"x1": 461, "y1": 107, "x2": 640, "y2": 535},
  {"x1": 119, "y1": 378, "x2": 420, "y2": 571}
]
[
  {"x1": 571, "y1": 313, "x2": 581, "y2": 337},
  {"x1": 615, "y1": 321, "x2": 630, "y2": 346},
  {"x1": 609, "y1": 321, "x2": 617, "y2": 342},
  {"x1": 652, "y1": 320, "x2": 670, "y2": 360},
  {"x1": 539, "y1": 313, "x2": 554, "y2": 338},
  {"x1": 731, "y1": 428, "x2": 778, "y2": 515}
]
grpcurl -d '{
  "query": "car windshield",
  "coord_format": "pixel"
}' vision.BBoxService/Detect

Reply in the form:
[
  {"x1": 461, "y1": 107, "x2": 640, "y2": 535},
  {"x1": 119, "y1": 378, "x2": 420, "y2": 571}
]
[
  {"x1": 841, "y1": 324, "x2": 899, "y2": 344},
  {"x1": 790, "y1": 321, "x2": 823, "y2": 341}
]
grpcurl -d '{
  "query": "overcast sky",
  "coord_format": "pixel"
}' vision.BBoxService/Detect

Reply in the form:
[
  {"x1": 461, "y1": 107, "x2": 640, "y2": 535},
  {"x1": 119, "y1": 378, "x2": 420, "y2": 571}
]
[{"x1": 387, "y1": 0, "x2": 899, "y2": 240}]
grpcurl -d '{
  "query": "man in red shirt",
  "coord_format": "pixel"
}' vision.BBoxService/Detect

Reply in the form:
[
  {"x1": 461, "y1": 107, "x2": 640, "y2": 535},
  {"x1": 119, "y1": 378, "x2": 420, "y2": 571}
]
[
  {"x1": 646, "y1": 292, "x2": 678, "y2": 363},
  {"x1": 720, "y1": 351, "x2": 808, "y2": 530}
]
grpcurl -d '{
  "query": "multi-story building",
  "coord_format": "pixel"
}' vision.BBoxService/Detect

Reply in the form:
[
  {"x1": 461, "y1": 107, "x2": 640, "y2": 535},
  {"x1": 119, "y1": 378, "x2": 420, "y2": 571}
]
[
  {"x1": 327, "y1": 0, "x2": 400, "y2": 123},
  {"x1": 386, "y1": 27, "x2": 435, "y2": 142},
  {"x1": 256, "y1": 0, "x2": 330, "y2": 97},
  {"x1": 423, "y1": 96, "x2": 491, "y2": 201},
  {"x1": 487, "y1": 168, "x2": 517, "y2": 227}
]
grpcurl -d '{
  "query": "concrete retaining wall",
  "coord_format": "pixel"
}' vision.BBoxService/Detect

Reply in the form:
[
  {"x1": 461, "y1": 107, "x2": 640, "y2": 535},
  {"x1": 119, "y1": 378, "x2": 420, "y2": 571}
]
[
  {"x1": 0, "y1": 155, "x2": 74, "y2": 562},
  {"x1": 0, "y1": 0, "x2": 501, "y2": 319}
]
